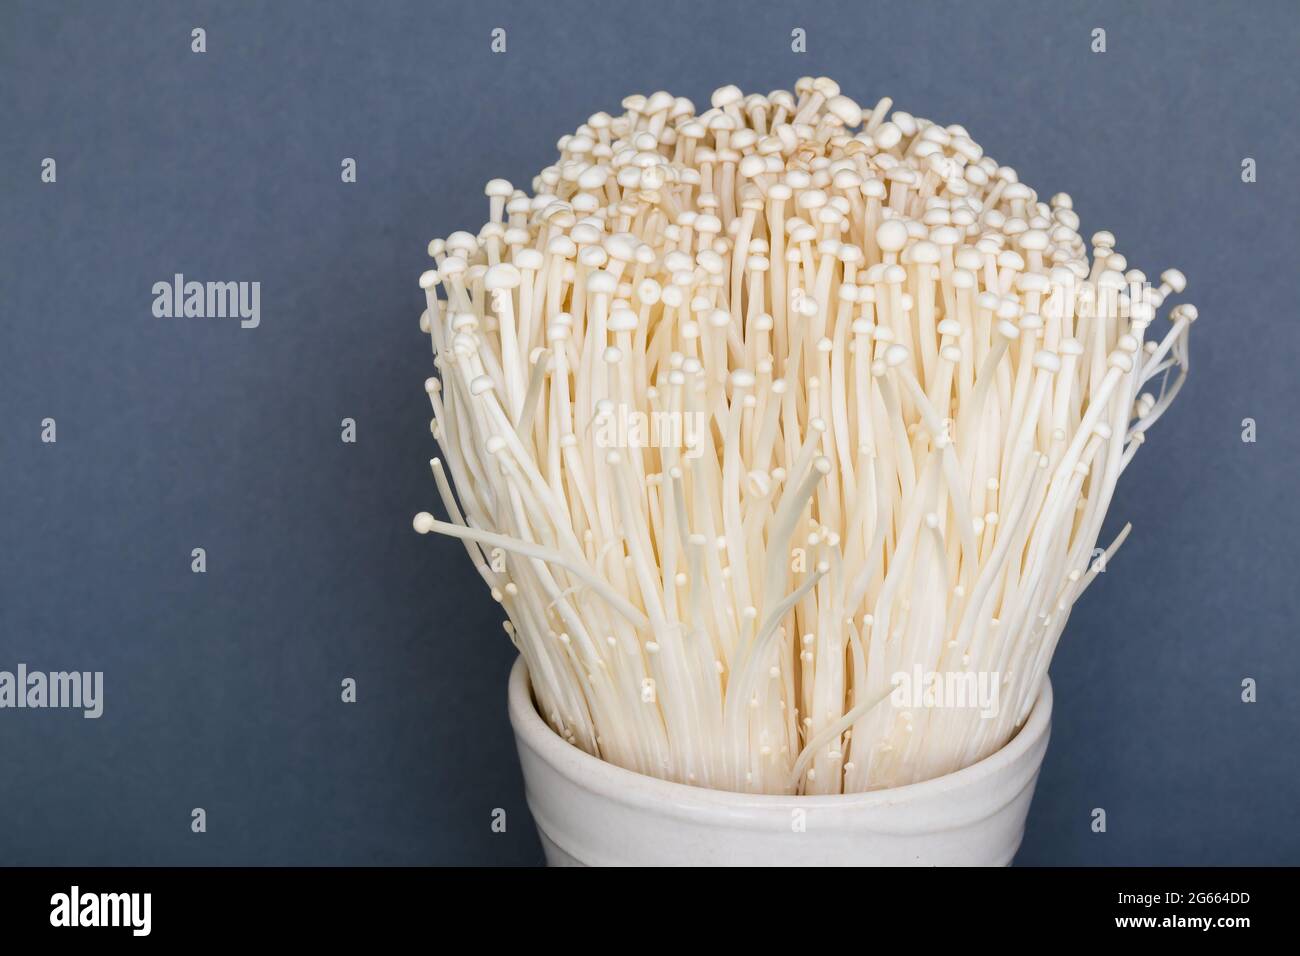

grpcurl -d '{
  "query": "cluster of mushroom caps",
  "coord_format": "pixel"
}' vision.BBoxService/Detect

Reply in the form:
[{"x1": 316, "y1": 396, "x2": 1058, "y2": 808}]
[{"x1": 414, "y1": 77, "x2": 1196, "y2": 794}]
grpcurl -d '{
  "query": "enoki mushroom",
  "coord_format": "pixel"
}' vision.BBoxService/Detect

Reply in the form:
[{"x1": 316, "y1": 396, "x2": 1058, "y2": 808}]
[{"x1": 413, "y1": 77, "x2": 1196, "y2": 794}]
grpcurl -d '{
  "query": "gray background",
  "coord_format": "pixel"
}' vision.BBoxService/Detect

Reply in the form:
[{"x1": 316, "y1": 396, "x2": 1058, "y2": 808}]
[{"x1": 1, "y1": 0, "x2": 1297, "y2": 865}]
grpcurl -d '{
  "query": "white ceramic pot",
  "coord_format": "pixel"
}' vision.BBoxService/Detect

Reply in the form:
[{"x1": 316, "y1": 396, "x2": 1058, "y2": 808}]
[{"x1": 507, "y1": 658, "x2": 1052, "y2": 866}]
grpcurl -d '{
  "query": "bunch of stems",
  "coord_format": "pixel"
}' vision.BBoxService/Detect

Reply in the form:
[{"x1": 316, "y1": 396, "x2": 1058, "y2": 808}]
[{"x1": 413, "y1": 78, "x2": 1196, "y2": 794}]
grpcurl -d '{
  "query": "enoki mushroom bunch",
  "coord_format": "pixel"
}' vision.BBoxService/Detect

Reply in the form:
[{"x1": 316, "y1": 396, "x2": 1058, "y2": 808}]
[{"x1": 413, "y1": 77, "x2": 1195, "y2": 794}]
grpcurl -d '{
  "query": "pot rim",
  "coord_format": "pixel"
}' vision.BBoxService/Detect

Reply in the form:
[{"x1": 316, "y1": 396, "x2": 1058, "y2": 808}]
[{"x1": 508, "y1": 656, "x2": 1052, "y2": 810}]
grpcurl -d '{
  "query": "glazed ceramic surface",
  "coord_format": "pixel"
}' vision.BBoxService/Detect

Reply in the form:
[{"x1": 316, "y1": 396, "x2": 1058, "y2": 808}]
[{"x1": 508, "y1": 658, "x2": 1052, "y2": 866}]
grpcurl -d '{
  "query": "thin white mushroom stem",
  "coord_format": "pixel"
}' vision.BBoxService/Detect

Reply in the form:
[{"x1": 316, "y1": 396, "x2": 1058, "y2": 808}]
[{"x1": 413, "y1": 514, "x2": 649, "y2": 631}]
